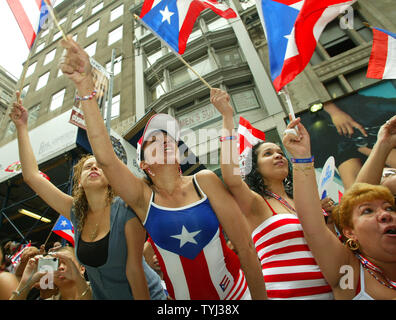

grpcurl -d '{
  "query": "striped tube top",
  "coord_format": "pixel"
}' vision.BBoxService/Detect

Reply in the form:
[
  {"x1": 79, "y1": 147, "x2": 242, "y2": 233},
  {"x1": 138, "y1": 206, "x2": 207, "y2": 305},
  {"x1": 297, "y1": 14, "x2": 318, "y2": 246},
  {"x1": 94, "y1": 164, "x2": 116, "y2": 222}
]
[{"x1": 252, "y1": 213, "x2": 333, "y2": 300}]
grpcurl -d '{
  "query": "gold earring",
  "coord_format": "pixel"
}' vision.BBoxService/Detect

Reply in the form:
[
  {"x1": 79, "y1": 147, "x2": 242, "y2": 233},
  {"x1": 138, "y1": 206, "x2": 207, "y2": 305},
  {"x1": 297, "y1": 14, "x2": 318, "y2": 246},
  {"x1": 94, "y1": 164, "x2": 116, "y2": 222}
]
[{"x1": 346, "y1": 238, "x2": 359, "y2": 251}]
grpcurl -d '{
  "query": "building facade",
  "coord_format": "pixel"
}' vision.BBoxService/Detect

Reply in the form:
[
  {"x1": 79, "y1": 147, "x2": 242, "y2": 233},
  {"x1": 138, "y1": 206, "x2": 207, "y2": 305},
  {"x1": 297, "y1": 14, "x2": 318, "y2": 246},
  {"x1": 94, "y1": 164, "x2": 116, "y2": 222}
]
[
  {"x1": 0, "y1": 0, "x2": 136, "y2": 146},
  {"x1": 0, "y1": 0, "x2": 394, "y2": 175},
  {"x1": 0, "y1": 66, "x2": 17, "y2": 127},
  {"x1": 127, "y1": 0, "x2": 394, "y2": 178}
]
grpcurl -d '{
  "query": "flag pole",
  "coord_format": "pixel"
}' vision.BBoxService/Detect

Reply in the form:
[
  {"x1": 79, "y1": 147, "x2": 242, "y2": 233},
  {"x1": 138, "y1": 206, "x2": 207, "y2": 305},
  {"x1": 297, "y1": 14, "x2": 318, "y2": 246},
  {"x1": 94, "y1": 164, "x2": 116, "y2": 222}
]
[
  {"x1": 280, "y1": 85, "x2": 299, "y2": 133},
  {"x1": 133, "y1": 14, "x2": 212, "y2": 90},
  {"x1": 43, "y1": 0, "x2": 68, "y2": 41},
  {"x1": 18, "y1": 48, "x2": 35, "y2": 95}
]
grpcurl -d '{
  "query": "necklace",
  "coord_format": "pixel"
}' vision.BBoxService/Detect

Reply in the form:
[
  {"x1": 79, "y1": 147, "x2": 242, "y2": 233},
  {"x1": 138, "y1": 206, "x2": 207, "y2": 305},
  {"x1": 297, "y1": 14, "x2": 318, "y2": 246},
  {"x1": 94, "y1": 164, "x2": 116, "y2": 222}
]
[
  {"x1": 356, "y1": 254, "x2": 396, "y2": 290},
  {"x1": 88, "y1": 206, "x2": 108, "y2": 241},
  {"x1": 264, "y1": 190, "x2": 296, "y2": 213}
]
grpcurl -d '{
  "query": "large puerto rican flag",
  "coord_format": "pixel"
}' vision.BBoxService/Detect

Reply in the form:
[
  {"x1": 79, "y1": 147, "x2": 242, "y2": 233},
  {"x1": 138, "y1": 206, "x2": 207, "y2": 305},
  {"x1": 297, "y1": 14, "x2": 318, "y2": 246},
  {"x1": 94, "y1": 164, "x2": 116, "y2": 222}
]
[
  {"x1": 6, "y1": 0, "x2": 56, "y2": 49},
  {"x1": 366, "y1": 27, "x2": 396, "y2": 79},
  {"x1": 257, "y1": 0, "x2": 356, "y2": 92},
  {"x1": 139, "y1": 0, "x2": 237, "y2": 54}
]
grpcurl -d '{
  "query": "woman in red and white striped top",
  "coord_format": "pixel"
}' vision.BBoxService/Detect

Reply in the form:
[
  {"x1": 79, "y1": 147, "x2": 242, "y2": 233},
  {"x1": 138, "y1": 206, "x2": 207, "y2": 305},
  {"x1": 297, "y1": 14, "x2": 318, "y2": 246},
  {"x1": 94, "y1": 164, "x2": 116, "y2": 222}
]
[{"x1": 211, "y1": 88, "x2": 333, "y2": 299}]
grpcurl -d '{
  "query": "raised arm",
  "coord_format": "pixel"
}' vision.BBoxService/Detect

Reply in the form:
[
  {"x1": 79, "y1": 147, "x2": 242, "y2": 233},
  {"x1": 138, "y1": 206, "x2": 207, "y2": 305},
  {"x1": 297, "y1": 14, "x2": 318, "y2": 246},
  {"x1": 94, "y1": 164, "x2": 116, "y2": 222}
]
[
  {"x1": 210, "y1": 88, "x2": 259, "y2": 215},
  {"x1": 59, "y1": 36, "x2": 150, "y2": 218},
  {"x1": 282, "y1": 116, "x2": 354, "y2": 289},
  {"x1": 196, "y1": 170, "x2": 267, "y2": 300},
  {"x1": 355, "y1": 115, "x2": 396, "y2": 185},
  {"x1": 10, "y1": 92, "x2": 73, "y2": 218}
]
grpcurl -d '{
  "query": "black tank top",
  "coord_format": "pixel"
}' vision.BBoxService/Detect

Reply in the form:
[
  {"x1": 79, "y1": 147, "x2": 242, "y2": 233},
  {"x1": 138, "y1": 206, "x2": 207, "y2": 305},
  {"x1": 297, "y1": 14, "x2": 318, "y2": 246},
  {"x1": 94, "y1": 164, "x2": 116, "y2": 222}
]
[{"x1": 77, "y1": 232, "x2": 109, "y2": 267}]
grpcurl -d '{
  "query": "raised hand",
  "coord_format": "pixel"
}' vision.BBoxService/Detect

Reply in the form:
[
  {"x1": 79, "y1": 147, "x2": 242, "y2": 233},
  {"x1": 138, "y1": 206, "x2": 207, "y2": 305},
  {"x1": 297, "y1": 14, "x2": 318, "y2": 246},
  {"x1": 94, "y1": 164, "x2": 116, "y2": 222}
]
[
  {"x1": 9, "y1": 91, "x2": 28, "y2": 128},
  {"x1": 210, "y1": 88, "x2": 234, "y2": 118},
  {"x1": 59, "y1": 35, "x2": 94, "y2": 91},
  {"x1": 377, "y1": 115, "x2": 396, "y2": 150},
  {"x1": 282, "y1": 115, "x2": 312, "y2": 159}
]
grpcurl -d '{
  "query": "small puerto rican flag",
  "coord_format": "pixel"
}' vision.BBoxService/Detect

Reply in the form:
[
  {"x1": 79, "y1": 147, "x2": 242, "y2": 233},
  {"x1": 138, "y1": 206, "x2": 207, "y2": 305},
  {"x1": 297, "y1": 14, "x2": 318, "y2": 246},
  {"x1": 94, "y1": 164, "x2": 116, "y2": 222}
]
[
  {"x1": 52, "y1": 215, "x2": 75, "y2": 247},
  {"x1": 367, "y1": 27, "x2": 396, "y2": 79},
  {"x1": 238, "y1": 117, "x2": 266, "y2": 177}
]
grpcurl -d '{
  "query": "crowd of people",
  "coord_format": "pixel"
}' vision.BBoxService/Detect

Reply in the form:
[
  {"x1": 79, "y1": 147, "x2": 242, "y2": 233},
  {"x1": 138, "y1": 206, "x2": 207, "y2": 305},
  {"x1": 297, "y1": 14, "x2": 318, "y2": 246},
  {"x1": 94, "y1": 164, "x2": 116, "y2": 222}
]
[{"x1": 0, "y1": 36, "x2": 395, "y2": 300}]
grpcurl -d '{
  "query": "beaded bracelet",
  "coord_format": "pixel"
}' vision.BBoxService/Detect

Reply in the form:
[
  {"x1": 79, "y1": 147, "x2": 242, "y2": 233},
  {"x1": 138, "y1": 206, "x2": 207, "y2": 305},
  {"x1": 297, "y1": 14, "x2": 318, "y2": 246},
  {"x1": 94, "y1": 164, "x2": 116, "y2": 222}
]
[
  {"x1": 219, "y1": 136, "x2": 237, "y2": 142},
  {"x1": 290, "y1": 156, "x2": 314, "y2": 163},
  {"x1": 75, "y1": 90, "x2": 97, "y2": 102}
]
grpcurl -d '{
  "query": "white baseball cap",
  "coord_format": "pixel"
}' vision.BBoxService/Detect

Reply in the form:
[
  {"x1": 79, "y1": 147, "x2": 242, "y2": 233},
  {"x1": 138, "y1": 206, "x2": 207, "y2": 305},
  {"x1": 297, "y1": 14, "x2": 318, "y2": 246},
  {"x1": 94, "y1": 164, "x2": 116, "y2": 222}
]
[{"x1": 136, "y1": 113, "x2": 181, "y2": 166}]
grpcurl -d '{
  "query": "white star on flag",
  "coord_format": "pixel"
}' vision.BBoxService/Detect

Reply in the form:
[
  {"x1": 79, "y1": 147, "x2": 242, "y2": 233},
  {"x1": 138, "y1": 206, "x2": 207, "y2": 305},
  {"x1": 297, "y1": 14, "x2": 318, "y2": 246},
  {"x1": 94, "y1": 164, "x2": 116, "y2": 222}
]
[
  {"x1": 171, "y1": 225, "x2": 201, "y2": 248},
  {"x1": 61, "y1": 220, "x2": 67, "y2": 227},
  {"x1": 160, "y1": 6, "x2": 174, "y2": 24}
]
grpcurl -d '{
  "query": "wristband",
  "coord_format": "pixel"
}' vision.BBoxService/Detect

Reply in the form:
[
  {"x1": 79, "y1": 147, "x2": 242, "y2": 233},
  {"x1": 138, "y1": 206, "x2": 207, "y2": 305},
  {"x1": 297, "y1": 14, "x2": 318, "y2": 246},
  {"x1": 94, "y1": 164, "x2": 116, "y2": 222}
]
[
  {"x1": 291, "y1": 156, "x2": 314, "y2": 163},
  {"x1": 219, "y1": 136, "x2": 237, "y2": 142},
  {"x1": 75, "y1": 90, "x2": 97, "y2": 102}
]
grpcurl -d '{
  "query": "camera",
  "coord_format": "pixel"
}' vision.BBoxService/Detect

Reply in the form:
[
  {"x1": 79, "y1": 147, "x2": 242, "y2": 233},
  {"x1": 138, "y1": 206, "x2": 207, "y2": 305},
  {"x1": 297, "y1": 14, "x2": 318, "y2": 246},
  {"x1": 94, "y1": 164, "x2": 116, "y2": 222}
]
[{"x1": 37, "y1": 256, "x2": 59, "y2": 272}]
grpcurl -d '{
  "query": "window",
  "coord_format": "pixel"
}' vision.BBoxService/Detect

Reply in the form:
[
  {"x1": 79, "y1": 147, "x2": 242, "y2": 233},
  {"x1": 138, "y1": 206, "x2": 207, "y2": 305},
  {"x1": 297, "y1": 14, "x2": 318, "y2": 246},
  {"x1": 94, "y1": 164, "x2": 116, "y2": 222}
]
[
  {"x1": 53, "y1": 31, "x2": 62, "y2": 42},
  {"x1": 35, "y1": 42, "x2": 45, "y2": 53},
  {"x1": 104, "y1": 94, "x2": 120, "y2": 119},
  {"x1": 106, "y1": 57, "x2": 122, "y2": 76},
  {"x1": 319, "y1": 19, "x2": 356, "y2": 57},
  {"x1": 146, "y1": 49, "x2": 163, "y2": 67},
  {"x1": 187, "y1": 28, "x2": 202, "y2": 43},
  {"x1": 55, "y1": 0, "x2": 65, "y2": 7},
  {"x1": 28, "y1": 105, "x2": 40, "y2": 125},
  {"x1": 110, "y1": 5, "x2": 124, "y2": 22},
  {"x1": 345, "y1": 68, "x2": 378, "y2": 91},
  {"x1": 230, "y1": 89, "x2": 260, "y2": 112},
  {"x1": 108, "y1": 26, "x2": 123, "y2": 45},
  {"x1": 26, "y1": 62, "x2": 37, "y2": 77},
  {"x1": 4, "y1": 121, "x2": 16, "y2": 138},
  {"x1": 71, "y1": 17, "x2": 82, "y2": 29},
  {"x1": 40, "y1": 29, "x2": 49, "y2": 38},
  {"x1": 22, "y1": 85, "x2": 29, "y2": 97},
  {"x1": 324, "y1": 78, "x2": 346, "y2": 99},
  {"x1": 151, "y1": 81, "x2": 166, "y2": 101},
  {"x1": 241, "y1": 0, "x2": 255, "y2": 10},
  {"x1": 75, "y1": 4, "x2": 85, "y2": 14},
  {"x1": 85, "y1": 42, "x2": 97, "y2": 57},
  {"x1": 92, "y1": 2, "x2": 103, "y2": 15},
  {"x1": 36, "y1": 72, "x2": 50, "y2": 90},
  {"x1": 171, "y1": 57, "x2": 216, "y2": 89},
  {"x1": 49, "y1": 89, "x2": 65, "y2": 111},
  {"x1": 217, "y1": 48, "x2": 243, "y2": 67},
  {"x1": 87, "y1": 20, "x2": 100, "y2": 37},
  {"x1": 44, "y1": 49, "x2": 56, "y2": 65},
  {"x1": 58, "y1": 17, "x2": 67, "y2": 25},
  {"x1": 207, "y1": 18, "x2": 230, "y2": 32}
]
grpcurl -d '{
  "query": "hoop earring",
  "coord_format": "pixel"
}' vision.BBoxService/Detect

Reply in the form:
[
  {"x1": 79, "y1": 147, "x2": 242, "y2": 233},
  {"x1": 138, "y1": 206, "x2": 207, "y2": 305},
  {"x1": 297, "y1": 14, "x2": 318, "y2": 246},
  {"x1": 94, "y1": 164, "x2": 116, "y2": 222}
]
[{"x1": 346, "y1": 238, "x2": 359, "y2": 251}]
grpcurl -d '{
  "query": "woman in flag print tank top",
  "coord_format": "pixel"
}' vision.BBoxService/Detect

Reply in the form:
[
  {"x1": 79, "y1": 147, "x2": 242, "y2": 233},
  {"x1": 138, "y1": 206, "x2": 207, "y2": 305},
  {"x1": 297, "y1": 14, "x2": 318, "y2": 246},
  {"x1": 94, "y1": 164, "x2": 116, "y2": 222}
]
[
  {"x1": 282, "y1": 116, "x2": 396, "y2": 300},
  {"x1": 58, "y1": 37, "x2": 266, "y2": 300},
  {"x1": 211, "y1": 88, "x2": 333, "y2": 300}
]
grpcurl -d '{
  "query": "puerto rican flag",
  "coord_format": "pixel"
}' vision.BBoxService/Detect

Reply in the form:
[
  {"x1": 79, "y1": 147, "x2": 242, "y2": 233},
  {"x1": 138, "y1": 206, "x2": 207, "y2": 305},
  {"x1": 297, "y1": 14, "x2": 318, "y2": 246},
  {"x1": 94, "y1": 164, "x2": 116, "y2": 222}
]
[
  {"x1": 6, "y1": 0, "x2": 56, "y2": 49},
  {"x1": 52, "y1": 215, "x2": 75, "y2": 247},
  {"x1": 144, "y1": 188, "x2": 248, "y2": 300},
  {"x1": 10, "y1": 242, "x2": 32, "y2": 267},
  {"x1": 366, "y1": 27, "x2": 396, "y2": 79},
  {"x1": 238, "y1": 117, "x2": 265, "y2": 176},
  {"x1": 257, "y1": 0, "x2": 356, "y2": 92},
  {"x1": 139, "y1": 0, "x2": 237, "y2": 54}
]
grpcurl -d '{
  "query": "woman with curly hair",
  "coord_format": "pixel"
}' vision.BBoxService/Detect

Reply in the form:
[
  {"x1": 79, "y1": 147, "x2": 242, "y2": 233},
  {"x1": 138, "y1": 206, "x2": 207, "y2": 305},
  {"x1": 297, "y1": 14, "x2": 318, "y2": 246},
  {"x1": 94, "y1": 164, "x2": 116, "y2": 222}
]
[
  {"x1": 9, "y1": 92, "x2": 166, "y2": 300},
  {"x1": 211, "y1": 88, "x2": 333, "y2": 300}
]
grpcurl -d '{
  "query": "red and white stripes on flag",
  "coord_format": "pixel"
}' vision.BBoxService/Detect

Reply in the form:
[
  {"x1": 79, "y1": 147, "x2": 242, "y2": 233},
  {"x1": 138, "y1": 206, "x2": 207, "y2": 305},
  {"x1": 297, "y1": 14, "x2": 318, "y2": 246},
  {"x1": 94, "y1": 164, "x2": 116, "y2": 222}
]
[
  {"x1": 6, "y1": 0, "x2": 56, "y2": 49},
  {"x1": 292, "y1": 0, "x2": 357, "y2": 81},
  {"x1": 366, "y1": 27, "x2": 396, "y2": 79},
  {"x1": 238, "y1": 117, "x2": 265, "y2": 176}
]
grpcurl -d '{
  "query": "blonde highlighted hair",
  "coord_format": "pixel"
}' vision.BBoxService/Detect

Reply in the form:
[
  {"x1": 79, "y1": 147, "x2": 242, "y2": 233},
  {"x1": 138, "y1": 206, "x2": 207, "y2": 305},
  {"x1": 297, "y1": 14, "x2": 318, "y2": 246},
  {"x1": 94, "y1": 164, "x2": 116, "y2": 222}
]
[
  {"x1": 71, "y1": 155, "x2": 114, "y2": 232},
  {"x1": 333, "y1": 182, "x2": 395, "y2": 242}
]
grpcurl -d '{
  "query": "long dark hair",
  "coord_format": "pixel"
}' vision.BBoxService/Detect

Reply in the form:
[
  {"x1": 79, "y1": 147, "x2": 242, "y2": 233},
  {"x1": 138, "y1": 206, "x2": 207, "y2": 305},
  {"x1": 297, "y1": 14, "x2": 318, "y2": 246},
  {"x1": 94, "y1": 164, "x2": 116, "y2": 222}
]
[{"x1": 244, "y1": 141, "x2": 293, "y2": 199}]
